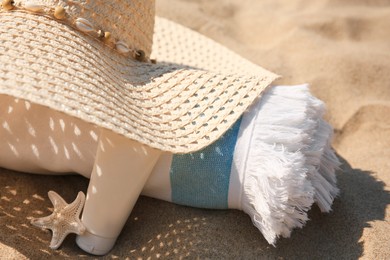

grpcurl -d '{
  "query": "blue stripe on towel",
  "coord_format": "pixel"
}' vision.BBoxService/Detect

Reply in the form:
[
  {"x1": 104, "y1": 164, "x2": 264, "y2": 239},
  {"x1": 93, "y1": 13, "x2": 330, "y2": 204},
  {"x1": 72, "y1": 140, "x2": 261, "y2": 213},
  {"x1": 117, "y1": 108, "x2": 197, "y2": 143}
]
[{"x1": 170, "y1": 117, "x2": 242, "y2": 209}]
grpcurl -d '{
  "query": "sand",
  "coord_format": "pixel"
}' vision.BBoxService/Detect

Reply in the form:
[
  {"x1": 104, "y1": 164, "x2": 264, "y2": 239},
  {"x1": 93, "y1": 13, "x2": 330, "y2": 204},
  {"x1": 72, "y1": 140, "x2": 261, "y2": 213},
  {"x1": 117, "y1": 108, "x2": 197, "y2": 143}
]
[{"x1": 1, "y1": 0, "x2": 389, "y2": 259}]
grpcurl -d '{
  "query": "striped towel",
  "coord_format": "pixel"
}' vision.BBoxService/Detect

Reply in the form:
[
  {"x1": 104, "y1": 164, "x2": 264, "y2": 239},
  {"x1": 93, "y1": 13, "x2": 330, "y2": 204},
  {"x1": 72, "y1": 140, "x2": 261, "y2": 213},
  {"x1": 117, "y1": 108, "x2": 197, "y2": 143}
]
[{"x1": 143, "y1": 84, "x2": 340, "y2": 244}]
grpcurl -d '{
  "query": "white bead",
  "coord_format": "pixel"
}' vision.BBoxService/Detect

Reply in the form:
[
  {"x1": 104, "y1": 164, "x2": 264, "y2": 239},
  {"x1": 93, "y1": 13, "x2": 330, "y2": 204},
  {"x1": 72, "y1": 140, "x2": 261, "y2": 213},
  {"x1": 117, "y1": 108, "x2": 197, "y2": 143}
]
[
  {"x1": 24, "y1": 1, "x2": 45, "y2": 12},
  {"x1": 116, "y1": 41, "x2": 130, "y2": 54},
  {"x1": 75, "y1": 18, "x2": 94, "y2": 33}
]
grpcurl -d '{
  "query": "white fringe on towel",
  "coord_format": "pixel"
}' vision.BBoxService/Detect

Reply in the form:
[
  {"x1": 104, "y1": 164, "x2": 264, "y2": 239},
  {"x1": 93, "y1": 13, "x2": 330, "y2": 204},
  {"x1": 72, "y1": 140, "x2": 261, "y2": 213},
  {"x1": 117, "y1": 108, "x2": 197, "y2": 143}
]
[{"x1": 238, "y1": 84, "x2": 340, "y2": 245}]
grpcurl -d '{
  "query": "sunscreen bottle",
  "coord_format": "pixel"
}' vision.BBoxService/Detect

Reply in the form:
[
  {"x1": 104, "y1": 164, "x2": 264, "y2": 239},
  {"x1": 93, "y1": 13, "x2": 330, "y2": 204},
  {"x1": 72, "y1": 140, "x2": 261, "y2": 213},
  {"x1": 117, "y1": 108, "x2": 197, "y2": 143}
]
[{"x1": 76, "y1": 129, "x2": 161, "y2": 255}]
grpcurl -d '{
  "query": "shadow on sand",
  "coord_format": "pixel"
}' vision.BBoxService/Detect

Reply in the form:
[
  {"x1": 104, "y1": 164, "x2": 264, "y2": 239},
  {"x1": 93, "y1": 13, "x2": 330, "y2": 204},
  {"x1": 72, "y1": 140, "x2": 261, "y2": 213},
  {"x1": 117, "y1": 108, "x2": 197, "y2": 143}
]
[{"x1": 0, "y1": 154, "x2": 388, "y2": 259}]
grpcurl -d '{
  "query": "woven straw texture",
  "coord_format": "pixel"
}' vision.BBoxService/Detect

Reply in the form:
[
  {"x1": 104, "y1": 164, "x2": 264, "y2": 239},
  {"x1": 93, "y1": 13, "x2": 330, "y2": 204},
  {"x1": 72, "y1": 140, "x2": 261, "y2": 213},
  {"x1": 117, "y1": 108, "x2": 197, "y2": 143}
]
[
  {"x1": 13, "y1": 0, "x2": 156, "y2": 56},
  {"x1": 0, "y1": 4, "x2": 278, "y2": 153}
]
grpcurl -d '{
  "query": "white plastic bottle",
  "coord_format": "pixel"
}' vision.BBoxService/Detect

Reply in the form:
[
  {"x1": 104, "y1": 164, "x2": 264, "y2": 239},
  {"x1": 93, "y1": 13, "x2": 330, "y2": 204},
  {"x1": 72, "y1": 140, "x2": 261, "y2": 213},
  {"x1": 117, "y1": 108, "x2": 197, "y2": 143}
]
[{"x1": 76, "y1": 129, "x2": 161, "y2": 255}]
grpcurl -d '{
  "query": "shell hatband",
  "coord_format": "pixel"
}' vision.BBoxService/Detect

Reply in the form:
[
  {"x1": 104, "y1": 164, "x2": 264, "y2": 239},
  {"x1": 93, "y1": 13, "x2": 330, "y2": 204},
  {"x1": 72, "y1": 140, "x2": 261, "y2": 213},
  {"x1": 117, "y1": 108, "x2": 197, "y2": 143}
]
[{"x1": 0, "y1": 0, "x2": 154, "y2": 63}]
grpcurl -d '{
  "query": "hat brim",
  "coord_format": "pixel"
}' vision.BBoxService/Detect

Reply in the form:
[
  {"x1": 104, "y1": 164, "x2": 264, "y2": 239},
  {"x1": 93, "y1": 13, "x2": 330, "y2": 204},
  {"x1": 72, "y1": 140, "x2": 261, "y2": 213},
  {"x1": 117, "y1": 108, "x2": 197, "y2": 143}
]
[{"x1": 0, "y1": 11, "x2": 278, "y2": 153}]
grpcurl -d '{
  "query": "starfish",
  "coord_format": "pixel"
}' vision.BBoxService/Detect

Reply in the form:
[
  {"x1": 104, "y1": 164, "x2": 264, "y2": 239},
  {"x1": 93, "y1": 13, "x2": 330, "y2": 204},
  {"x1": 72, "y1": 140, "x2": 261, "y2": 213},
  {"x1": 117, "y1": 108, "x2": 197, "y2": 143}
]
[{"x1": 31, "y1": 191, "x2": 86, "y2": 249}]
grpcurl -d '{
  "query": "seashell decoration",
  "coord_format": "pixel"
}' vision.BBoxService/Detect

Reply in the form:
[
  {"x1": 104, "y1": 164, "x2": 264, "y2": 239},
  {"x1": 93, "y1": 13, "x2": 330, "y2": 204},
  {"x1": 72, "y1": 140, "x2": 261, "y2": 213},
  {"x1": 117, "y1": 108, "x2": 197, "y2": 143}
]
[
  {"x1": 0, "y1": 1, "x2": 151, "y2": 63},
  {"x1": 115, "y1": 41, "x2": 130, "y2": 54},
  {"x1": 24, "y1": 1, "x2": 45, "y2": 12},
  {"x1": 75, "y1": 17, "x2": 95, "y2": 33}
]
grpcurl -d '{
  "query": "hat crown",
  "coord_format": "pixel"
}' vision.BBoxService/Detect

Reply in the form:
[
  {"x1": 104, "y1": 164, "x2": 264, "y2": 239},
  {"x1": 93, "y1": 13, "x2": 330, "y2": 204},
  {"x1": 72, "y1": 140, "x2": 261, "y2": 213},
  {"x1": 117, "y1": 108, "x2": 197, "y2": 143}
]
[{"x1": 27, "y1": 0, "x2": 156, "y2": 56}]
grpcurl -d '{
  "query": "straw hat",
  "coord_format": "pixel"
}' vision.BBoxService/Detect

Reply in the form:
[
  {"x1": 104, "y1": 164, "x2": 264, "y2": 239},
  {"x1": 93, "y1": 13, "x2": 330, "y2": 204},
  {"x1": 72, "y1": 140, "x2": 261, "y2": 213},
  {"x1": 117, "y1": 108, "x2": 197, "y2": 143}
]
[{"x1": 0, "y1": 0, "x2": 278, "y2": 153}]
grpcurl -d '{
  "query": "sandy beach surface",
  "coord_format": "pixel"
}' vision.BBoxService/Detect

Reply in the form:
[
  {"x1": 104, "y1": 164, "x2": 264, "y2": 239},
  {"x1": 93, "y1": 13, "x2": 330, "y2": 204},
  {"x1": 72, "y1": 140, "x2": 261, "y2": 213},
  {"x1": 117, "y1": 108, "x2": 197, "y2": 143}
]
[{"x1": 1, "y1": 0, "x2": 389, "y2": 259}]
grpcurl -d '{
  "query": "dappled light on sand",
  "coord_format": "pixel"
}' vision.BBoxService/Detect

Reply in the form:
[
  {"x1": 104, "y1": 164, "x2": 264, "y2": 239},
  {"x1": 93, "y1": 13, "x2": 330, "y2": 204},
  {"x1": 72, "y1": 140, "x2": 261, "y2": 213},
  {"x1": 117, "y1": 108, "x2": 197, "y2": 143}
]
[
  {"x1": 1, "y1": 0, "x2": 390, "y2": 257},
  {"x1": 0, "y1": 155, "x2": 389, "y2": 258}
]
